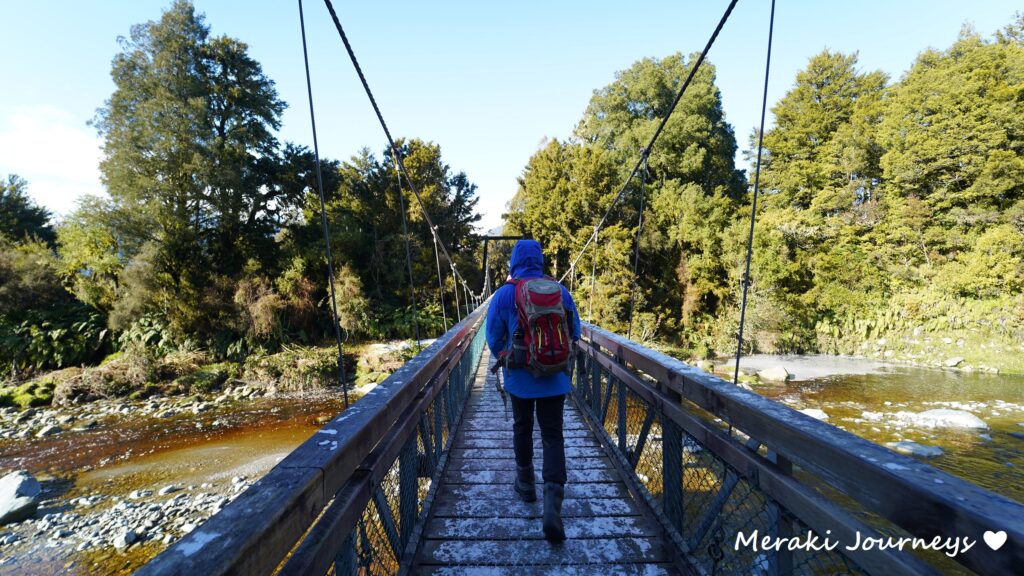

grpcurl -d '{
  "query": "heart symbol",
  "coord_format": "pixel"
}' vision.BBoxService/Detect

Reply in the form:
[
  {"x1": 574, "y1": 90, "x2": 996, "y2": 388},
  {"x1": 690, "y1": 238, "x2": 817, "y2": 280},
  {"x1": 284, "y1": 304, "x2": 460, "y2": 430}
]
[{"x1": 983, "y1": 530, "x2": 1007, "y2": 551}]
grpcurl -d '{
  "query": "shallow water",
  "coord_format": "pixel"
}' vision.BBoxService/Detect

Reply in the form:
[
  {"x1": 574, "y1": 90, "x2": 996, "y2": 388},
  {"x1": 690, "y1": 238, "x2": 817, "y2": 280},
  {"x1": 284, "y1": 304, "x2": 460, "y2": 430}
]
[
  {"x1": 0, "y1": 392, "x2": 343, "y2": 575},
  {"x1": 735, "y1": 355, "x2": 1024, "y2": 502}
]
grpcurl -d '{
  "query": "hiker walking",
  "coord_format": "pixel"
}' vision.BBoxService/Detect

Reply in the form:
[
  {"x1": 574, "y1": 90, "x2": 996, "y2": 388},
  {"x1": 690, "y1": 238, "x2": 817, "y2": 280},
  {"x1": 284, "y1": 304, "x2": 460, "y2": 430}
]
[{"x1": 485, "y1": 239, "x2": 581, "y2": 542}]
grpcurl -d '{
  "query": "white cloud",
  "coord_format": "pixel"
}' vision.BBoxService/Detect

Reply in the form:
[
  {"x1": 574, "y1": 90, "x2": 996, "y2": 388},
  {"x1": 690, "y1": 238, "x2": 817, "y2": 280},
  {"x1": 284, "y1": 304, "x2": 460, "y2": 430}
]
[{"x1": 0, "y1": 106, "x2": 105, "y2": 217}]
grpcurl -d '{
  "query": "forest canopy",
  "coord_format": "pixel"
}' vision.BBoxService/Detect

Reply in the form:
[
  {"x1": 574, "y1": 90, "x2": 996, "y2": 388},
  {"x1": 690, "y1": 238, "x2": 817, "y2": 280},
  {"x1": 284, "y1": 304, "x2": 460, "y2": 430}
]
[
  {"x1": 506, "y1": 17, "x2": 1024, "y2": 359},
  {"x1": 2, "y1": 3, "x2": 1022, "y2": 384}
]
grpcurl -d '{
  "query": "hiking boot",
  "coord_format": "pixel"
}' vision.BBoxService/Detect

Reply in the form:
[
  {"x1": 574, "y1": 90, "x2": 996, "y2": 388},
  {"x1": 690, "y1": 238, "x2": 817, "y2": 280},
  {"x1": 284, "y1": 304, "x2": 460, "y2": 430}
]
[
  {"x1": 514, "y1": 465, "x2": 537, "y2": 502},
  {"x1": 542, "y1": 482, "x2": 565, "y2": 542}
]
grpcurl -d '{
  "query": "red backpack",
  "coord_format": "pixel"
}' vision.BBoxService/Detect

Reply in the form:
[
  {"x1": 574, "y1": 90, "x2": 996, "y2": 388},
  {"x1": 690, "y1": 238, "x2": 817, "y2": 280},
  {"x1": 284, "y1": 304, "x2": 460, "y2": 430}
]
[{"x1": 504, "y1": 277, "x2": 572, "y2": 377}]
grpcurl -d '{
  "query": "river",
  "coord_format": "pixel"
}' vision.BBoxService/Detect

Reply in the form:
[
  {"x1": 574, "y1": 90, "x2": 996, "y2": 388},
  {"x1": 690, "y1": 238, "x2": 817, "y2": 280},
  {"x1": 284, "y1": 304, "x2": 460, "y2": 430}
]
[{"x1": 734, "y1": 355, "x2": 1024, "y2": 502}]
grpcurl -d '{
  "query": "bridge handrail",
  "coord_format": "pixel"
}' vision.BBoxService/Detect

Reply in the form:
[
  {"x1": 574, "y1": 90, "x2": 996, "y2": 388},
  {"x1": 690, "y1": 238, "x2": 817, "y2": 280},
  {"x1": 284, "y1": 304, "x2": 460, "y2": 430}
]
[
  {"x1": 578, "y1": 322, "x2": 1023, "y2": 575},
  {"x1": 137, "y1": 304, "x2": 488, "y2": 576}
]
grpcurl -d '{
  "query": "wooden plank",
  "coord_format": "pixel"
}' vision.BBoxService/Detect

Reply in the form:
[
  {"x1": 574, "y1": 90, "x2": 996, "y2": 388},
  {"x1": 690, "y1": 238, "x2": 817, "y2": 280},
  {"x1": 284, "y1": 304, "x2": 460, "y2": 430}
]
[
  {"x1": 446, "y1": 457, "x2": 613, "y2": 472},
  {"x1": 461, "y1": 421, "x2": 590, "y2": 431},
  {"x1": 454, "y1": 436, "x2": 598, "y2": 449},
  {"x1": 418, "y1": 564, "x2": 676, "y2": 576},
  {"x1": 424, "y1": 515, "x2": 662, "y2": 540},
  {"x1": 417, "y1": 537, "x2": 666, "y2": 565},
  {"x1": 437, "y1": 482, "x2": 628, "y2": 500},
  {"x1": 444, "y1": 468, "x2": 618, "y2": 485},
  {"x1": 431, "y1": 497, "x2": 642, "y2": 518},
  {"x1": 457, "y1": 429, "x2": 592, "y2": 440},
  {"x1": 450, "y1": 446, "x2": 603, "y2": 459}
]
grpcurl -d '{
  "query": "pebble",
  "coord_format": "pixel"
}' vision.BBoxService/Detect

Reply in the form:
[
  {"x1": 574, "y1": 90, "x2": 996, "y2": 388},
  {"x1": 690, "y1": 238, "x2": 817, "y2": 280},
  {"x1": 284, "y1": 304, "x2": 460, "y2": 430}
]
[{"x1": 129, "y1": 490, "x2": 153, "y2": 500}]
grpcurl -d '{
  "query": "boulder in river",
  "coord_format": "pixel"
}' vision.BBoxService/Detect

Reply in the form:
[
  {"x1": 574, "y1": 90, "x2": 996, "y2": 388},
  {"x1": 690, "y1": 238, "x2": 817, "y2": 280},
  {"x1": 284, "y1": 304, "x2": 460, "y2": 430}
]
[
  {"x1": 798, "y1": 408, "x2": 829, "y2": 421},
  {"x1": 757, "y1": 366, "x2": 792, "y2": 382},
  {"x1": 0, "y1": 470, "x2": 41, "y2": 525},
  {"x1": 886, "y1": 441, "x2": 944, "y2": 458},
  {"x1": 899, "y1": 409, "x2": 988, "y2": 430}
]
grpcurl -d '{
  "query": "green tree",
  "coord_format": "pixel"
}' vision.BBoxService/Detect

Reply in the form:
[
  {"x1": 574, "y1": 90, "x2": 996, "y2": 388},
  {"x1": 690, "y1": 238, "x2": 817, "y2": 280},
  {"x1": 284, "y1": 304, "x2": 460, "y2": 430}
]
[
  {"x1": 761, "y1": 50, "x2": 888, "y2": 210},
  {"x1": 0, "y1": 175, "x2": 55, "y2": 246},
  {"x1": 90, "y1": 0, "x2": 291, "y2": 340}
]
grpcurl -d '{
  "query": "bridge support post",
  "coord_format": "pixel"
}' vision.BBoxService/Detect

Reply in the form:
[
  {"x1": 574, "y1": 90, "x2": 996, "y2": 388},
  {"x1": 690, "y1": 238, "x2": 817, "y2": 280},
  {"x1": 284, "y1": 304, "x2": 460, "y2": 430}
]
[
  {"x1": 334, "y1": 530, "x2": 357, "y2": 576},
  {"x1": 617, "y1": 374, "x2": 627, "y2": 453},
  {"x1": 662, "y1": 387, "x2": 684, "y2": 534},
  {"x1": 766, "y1": 451, "x2": 794, "y2": 575},
  {"x1": 590, "y1": 355, "x2": 601, "y2": 417},
  {"x1": 399, "y1": 432, "x2": 418, "y2": 550}
]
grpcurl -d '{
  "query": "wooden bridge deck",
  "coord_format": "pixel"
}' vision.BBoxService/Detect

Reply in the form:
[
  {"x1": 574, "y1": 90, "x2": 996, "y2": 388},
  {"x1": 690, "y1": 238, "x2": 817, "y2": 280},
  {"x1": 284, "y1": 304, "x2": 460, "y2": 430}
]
[{"x1": 412, "y1": 350, "x2": 677, "y2": 575}]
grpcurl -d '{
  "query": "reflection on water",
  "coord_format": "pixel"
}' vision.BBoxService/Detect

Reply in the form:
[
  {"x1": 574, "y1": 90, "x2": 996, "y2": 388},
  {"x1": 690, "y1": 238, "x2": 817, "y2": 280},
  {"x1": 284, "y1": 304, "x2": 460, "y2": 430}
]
[{"x1": 736, "y1": 355, "x2": 1024, "y2": 502}]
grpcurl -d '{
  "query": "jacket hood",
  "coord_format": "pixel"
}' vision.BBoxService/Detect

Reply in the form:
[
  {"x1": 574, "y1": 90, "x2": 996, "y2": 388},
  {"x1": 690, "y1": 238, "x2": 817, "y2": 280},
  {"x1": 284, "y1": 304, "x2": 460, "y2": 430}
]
[{"x1": 509, "y1": 239, "x2": 544, "y2": 279}]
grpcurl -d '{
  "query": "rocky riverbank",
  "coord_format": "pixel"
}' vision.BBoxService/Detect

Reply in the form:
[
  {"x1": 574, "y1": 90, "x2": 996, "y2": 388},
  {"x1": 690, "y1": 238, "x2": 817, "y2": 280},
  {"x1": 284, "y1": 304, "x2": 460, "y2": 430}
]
[
  {"x1": 0, "y1": 385, "x2": 344, "y2": 575},
  {"x1": 0, "y1": 472, "x2": 253, "y2": 574}
]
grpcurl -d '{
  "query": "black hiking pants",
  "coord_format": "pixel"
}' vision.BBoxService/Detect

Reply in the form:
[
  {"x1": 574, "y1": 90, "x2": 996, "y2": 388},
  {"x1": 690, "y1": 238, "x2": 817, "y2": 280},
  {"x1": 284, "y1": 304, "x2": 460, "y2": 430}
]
[{"x1": 510, "y1": 393, "x2": 567, "y2": 485}]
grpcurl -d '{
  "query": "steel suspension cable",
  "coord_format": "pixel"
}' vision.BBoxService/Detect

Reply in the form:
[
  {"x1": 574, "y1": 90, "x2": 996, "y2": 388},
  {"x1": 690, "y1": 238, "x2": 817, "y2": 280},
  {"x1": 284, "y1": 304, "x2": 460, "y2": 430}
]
[
  {"x1": 626, "y1": 154, "x2": 650, "y2": 340},
  {"x1": 297, "y1": 0, "x2": 348, "y2": 408},
  {"x1": 320, "y1": 0, "x2": 474, "y2": 295},
  {"x1": 559, "y1": 0, "x2": 739, "y2": 284},
  {"x1": 392, "y1": 156, "x2": 421, "y2": 346},
  {"x1": 733, "y1": 0, "x2": 776, "y2": 385}
]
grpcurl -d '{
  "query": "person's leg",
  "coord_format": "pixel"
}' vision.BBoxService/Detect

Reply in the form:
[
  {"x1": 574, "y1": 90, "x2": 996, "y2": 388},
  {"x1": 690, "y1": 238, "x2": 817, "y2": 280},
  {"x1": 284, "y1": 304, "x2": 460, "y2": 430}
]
[
  {"x1": 536, "y1": 394, "x2": 566, "y2": 541},
  {"x1": 535, "y1": 394, "x2": 566, "y2": 485},
  {"x1": 509, "y1": 393, "x2": 537, "y2": 502}
]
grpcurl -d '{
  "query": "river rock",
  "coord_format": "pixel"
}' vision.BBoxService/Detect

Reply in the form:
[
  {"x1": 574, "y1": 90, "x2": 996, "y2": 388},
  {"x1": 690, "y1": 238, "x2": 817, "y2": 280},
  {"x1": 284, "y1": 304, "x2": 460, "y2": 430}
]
[
  {"x1": 129, "y1": 490, "x2": 153, "y2": 500},
  {"x1": 158, "y1": 485, "x2": 181, "y2": 496},
  {"x1": 900, "y1": 409, "x2": 988, "y2": 430},
  {"x1": 0, "y1": 471, "x2": 42, "y2": 525},
  {"x1": 757, "y1": 366, "x2": 792, "y2": 382},
  {"x1": 0, "y1": 532, "x2": 19, "y2": 545},
  {"x1": 36, "y1": 424, "x2": 63, "y2": 438},
  {"x1": 799, "y1": 408, "x2": 829, "y2": 421},
  {"x1": 943, "y1": 357, "x2": 964, "y2": 368},
  {"x1": 887, "y1": 441, "x2": 944, "y2": 458},
  {"x1": 113, "y1": 528, "x2": 136, "y2": 549}
]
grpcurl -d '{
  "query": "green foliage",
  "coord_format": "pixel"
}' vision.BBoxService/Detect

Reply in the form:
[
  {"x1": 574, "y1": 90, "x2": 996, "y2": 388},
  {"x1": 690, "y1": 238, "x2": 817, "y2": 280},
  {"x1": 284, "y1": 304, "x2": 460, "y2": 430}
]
[
  {"x1": 0, "y1": 175, "x2": 55, "y2": 246},
  {"x1": 507, "y1": 20, "x2": 1023, "y2": 365}
]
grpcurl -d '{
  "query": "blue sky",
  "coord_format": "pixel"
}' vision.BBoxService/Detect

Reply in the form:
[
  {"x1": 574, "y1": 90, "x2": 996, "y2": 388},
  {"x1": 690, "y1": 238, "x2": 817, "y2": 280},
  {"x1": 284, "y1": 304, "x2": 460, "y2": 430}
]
[{"x1": 1, "y1": 1, "x2": 1019, "y2": 230}]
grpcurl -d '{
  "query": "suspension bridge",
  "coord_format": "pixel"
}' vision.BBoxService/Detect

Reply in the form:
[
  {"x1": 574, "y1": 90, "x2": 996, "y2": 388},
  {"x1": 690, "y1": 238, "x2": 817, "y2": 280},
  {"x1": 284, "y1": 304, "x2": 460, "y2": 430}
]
[{"x1": 135, "y1": 0, "x2": 1023, "y2": 574}]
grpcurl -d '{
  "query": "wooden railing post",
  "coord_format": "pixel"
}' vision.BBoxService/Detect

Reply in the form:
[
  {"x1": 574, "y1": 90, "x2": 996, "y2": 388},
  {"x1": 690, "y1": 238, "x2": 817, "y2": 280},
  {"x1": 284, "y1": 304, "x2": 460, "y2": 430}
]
[
  {"x1": 398, "y1": 432, "x2": 418, "y2": 550},
  {"x1": 590, "y1": 352, "x2": 601, "y2": 417},
  {"x1": 766, "y1": 450, "x2": 793, "y2": 575},
  {"x1": 616, "y1": 372, "x2": 627, "y2": 453},
  {"x1": 334, "y1": 530, "x2": 357, "y2": 576},
  {"x1": 662, "y1": 387, "x2": 684, "y2": 534}
]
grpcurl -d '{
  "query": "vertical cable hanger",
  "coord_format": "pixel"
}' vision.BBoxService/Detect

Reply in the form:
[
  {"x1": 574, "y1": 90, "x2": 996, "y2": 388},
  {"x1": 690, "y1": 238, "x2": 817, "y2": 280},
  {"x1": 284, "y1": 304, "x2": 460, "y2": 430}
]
[
  {"x1": 627, "y1": 152, "x2": 649, "y2": 340},
  {"x1": 734, "y1": 0, "x2": 777, "y2": 386},
  {"x1": 297, "y1": 0, "x2": 348, "y2": 408},
  {"x1": 432, "y1": 230, "x2": 449, "y2": 332},
  {"x1": 588, "y1": 228, "x2": 599, "y2": 324},
  {"x1": 451, "y1": 263, "x2": 462, "y2": 322},
  {"x1": 391, "y1": 150, "x2": 421, "y2": 346}
]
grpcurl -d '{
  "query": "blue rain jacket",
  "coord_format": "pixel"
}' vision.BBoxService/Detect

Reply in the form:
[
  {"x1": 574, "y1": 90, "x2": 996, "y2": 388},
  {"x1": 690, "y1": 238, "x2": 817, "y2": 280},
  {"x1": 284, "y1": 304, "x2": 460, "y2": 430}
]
[{"x1": 485, "y1": 240, "x2": 580, "y2": 398}]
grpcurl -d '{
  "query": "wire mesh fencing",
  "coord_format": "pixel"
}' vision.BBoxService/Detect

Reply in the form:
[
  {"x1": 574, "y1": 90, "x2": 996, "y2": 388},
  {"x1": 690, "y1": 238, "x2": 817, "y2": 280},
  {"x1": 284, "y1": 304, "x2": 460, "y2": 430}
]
[{"x1": 572, "y1": 335, "x2": 903, "y2": 576}]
